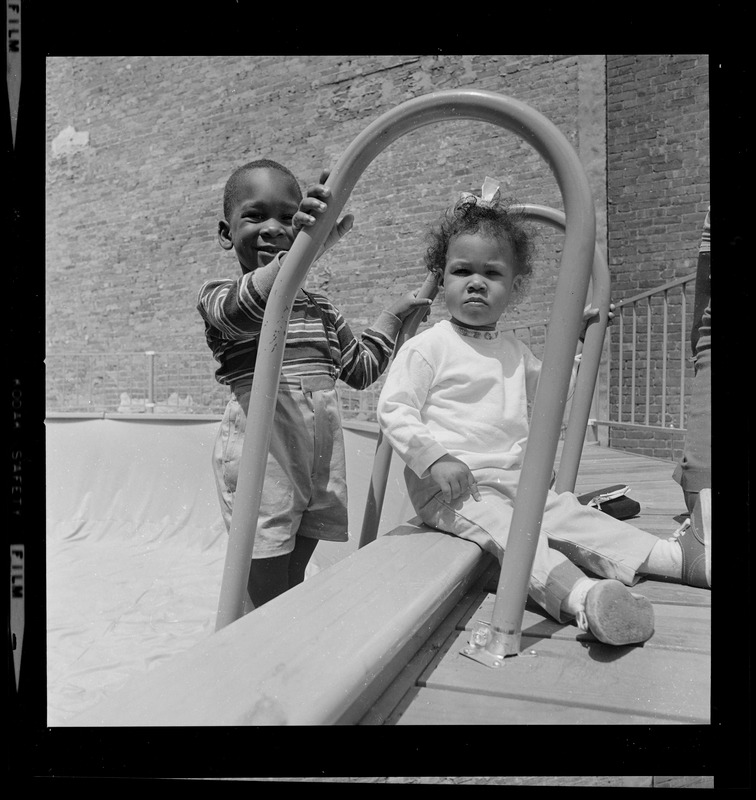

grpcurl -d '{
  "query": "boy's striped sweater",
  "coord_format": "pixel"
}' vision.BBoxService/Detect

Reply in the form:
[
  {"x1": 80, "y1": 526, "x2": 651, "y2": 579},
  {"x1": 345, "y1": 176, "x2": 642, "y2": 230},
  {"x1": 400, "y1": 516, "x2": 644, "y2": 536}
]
[{"x1": 197, "y1": 253, "x2": 402, "y2": 389}]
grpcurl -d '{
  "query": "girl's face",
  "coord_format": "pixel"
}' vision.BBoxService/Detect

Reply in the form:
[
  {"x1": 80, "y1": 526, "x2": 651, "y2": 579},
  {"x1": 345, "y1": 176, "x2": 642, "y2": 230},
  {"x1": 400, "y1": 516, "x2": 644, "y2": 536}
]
[
  {"x1": 218, "y1": 168, "x2": 300, "y2": 273},
  {"x1": 443, "y1": 233, "x2": 522, "y2": 330}
]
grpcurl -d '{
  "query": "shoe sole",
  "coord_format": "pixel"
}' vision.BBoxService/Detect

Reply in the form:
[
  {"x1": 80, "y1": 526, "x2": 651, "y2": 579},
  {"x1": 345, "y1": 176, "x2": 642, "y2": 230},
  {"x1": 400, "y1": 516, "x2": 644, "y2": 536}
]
[{"x1": 584, "y1": 580, "x2": 655, "y2": 646}]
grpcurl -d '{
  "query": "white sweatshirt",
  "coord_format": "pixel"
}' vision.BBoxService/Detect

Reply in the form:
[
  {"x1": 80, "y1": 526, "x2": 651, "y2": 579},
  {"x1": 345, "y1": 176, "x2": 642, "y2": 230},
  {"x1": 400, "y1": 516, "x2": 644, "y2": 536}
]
[{"x1": 377, "y1": 320, "x2": 579, "y2": 478}]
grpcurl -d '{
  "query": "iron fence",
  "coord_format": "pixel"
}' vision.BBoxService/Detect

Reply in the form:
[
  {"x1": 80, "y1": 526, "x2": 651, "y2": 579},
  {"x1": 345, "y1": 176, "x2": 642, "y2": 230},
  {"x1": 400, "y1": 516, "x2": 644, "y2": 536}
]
[{"x1": 596, "y1": 273, "x2": 697, "y2": 435}]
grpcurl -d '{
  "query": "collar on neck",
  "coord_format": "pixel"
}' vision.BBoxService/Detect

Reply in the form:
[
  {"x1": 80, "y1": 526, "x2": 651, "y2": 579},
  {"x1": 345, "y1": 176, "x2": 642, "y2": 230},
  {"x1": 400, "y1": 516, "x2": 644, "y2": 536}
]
[{"x1": 450, "y1": 321, "x2": 499, "y2": 340}]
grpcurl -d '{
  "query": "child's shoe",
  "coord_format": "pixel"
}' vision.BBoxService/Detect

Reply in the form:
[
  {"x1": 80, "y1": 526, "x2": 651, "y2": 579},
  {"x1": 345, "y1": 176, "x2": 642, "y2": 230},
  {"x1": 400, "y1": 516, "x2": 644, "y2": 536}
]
[
  {"x1": 670, "y1": 487, "x2": 711, "y2": 589},
  {"x1": 575, "y1": 579, "x2": 655, "y2": 646}
]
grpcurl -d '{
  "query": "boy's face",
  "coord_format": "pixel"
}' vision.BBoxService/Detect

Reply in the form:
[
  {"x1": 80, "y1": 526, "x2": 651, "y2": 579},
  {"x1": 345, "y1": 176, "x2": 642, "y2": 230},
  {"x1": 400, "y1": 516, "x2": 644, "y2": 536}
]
[
  {"x1": 218, "y1": 168, "x2": 301, "y2": 273},
  {"x1": 443, "y1": 233, "x2": 522, "y2": 330}
]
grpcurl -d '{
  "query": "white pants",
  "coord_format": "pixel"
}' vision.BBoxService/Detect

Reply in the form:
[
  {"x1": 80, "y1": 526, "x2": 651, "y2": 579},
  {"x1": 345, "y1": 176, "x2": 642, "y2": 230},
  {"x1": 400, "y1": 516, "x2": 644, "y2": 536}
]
[{"x1": 406, "y1": 466, "x2": 659, "y2": 622}]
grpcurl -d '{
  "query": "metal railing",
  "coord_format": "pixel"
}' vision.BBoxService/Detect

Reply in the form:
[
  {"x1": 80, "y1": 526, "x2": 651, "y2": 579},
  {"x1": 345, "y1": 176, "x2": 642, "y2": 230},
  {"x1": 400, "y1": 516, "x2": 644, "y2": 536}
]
[{"x1": 594, "y1": 273, "x2": 697, "y2": 436}]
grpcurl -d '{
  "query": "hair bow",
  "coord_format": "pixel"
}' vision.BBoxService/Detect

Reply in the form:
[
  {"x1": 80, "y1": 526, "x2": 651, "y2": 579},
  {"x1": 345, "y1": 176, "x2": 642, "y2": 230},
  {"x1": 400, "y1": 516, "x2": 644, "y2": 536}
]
[{"x1": 457, "y1": 176, "x2": 501, "y2": 208}]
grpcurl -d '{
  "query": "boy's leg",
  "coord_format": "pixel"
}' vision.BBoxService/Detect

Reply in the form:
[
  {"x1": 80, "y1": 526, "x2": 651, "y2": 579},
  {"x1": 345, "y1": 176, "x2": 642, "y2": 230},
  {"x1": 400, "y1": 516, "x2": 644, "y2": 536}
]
[
  {"x1": 287, "y1": 536, "x2": 319, "y2": 588},
  {"x1": 247, "y1": 555, "x2": 292, "y2": 608},
  {"x1": 213, "y1": 387, "x2": 304, "y2": 546},
  {"x1": 246, "y1": 536, "x2": 319, "y2": 608},
  {"x1": 249, "y1": 379, "x2": 347, "y2": 607},
  {"x1": 212, "y1": 391, "x2": 290, "y2": 609},
  {"x1": 226, "y1": 383, "x2": 315, "y2": 610},
  {"x1": 211, "y1": 394, "x2": 242, "y2": 532},
  {"x1": 296, "y1": 380, "x2": 350, "y2": 555}
]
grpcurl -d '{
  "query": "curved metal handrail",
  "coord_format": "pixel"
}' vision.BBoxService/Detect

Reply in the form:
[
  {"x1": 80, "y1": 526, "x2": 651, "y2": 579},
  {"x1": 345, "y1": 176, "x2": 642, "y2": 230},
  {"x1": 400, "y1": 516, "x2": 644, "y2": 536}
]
[
  {"x1": 512, "y1": 204, "x2": 611, "y2": 494},
  {"x1": 215, "y1": 89, "x2": 596, "y2": 638},
  {"x1": 357, "y1": 271, "x2": 439, "y2": 550}
]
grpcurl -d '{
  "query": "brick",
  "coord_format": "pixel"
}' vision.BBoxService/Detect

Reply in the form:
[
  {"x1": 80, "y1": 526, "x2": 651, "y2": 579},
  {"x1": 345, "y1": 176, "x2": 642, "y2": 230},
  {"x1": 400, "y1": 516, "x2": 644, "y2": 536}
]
[{"x1": 46, "y1": 55, "x2": 709, "y2": 461}]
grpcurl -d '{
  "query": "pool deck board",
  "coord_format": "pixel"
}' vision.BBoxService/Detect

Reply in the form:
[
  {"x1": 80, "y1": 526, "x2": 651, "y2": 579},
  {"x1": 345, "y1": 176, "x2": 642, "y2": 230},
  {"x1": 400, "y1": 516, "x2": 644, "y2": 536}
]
[{"x1": 363, "y1": 442, "x2": 711, "y2": 725}]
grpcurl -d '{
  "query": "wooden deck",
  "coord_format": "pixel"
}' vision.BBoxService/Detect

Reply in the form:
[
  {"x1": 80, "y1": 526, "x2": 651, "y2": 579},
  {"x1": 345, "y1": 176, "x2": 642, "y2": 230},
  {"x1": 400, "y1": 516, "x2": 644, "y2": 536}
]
[{"x1": 361, "y1": 442, "x2": 711, "y2": 725}]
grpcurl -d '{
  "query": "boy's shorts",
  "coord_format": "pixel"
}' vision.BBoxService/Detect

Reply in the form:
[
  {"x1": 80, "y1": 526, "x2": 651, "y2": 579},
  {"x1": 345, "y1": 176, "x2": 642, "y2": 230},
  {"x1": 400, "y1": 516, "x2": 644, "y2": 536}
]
[{"x1": 213, "y1": 375, "x2": 349, "y2": 559}]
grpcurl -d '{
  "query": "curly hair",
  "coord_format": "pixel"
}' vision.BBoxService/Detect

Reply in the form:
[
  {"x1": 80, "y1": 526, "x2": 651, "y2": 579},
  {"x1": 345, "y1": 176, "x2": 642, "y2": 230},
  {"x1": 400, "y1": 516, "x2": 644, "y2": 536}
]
[
  {"x1": 424, "y1": 196, "x2": 536, "y2": 304},
  {"x1": 222, "y1": 159, "x2": 302, "y2": 220}
]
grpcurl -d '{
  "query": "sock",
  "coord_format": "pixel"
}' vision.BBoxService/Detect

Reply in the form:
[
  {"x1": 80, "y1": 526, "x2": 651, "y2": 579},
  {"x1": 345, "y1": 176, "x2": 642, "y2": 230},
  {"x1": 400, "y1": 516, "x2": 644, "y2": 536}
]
[
  {"x1": 639, "y1": 537, "x2": 683, "y2": 580},
  {"x1": 561, "y1": 576, "x2": 598, "y2": 618}
]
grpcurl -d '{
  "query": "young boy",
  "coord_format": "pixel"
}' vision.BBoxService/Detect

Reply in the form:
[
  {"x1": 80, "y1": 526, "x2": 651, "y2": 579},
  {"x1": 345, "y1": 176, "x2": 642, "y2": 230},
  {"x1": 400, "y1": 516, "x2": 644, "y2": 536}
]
[
  {"x1": 377, "y1": 189, "x2": 711, "y2": 646},
  {"x1": 198, "y1": 159, "x2": 430, "y2": 610}
]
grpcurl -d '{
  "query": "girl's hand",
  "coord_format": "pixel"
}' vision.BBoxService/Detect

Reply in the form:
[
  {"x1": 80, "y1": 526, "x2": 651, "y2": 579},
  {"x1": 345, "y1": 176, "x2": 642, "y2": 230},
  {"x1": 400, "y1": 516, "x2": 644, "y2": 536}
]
[
  {"x1": 387, "y1": 289, "x2": 433, "y2": 322},
  {"x1": 429, "y1": 455, "x2": 481, "y2": 504},
  {"x1": 293, "y1": 169, "x2": 354, "y2": 259}
]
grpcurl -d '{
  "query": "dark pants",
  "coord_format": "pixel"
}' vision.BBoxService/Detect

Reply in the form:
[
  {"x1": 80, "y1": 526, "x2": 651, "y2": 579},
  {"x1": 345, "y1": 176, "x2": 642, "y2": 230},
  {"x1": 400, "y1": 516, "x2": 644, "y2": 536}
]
[{"x1": 673, "y1": 251, "x2": 711, "y2": 513}]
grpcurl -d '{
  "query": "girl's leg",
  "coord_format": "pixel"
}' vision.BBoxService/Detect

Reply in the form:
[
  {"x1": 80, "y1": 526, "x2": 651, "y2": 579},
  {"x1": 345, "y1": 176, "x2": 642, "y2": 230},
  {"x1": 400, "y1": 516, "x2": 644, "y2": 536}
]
[
  {"x1": 541, "y1": 490, "x2": 660, "y2": 585},
  {"x1": 407, "y1": 468, "x2": 655, "y2": 644},
  {"x1": 541, "y1": 488, "x2": 710, "y2": 589},
  {"x1": 407, "y1": 468, "x2": 588, "y2": 622}
]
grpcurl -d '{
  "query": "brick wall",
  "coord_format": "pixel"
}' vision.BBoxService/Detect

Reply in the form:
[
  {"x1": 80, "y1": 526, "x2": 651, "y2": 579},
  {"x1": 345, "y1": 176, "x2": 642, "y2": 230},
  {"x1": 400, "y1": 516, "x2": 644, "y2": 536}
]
[
  {"x1": 46, "y1": 54, "x2": 709, "y2": 458},
  {"x1": 45, "y1": 55, "x2": 598, "y2": 352},
  {"x1": 606, "y1": 54, "x2": 709, "y2": 299},
  {"x1": 604, "y1": 54, "x2": 709, "y2": 457}
]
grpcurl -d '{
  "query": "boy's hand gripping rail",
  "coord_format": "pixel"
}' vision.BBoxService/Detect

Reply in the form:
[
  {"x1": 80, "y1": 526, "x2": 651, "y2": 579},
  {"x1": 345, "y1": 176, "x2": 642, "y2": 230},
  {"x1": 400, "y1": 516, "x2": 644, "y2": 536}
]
[{"x1": 215, "y1": 89, "x2": 596, "y2": 634}]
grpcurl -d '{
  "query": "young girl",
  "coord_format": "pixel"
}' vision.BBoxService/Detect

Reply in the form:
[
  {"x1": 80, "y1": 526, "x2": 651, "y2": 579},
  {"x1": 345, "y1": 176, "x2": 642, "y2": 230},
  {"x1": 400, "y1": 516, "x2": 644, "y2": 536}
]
[
  {"x1": 377, "y1": 188, "x2": 711, "y2": 646},
  {"x1": 197, "y1": 159, "x2": 431, "y2": 610}
]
